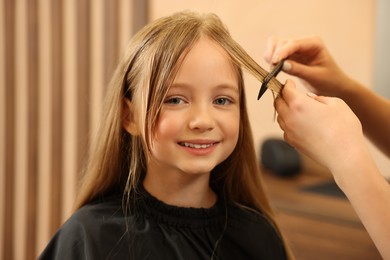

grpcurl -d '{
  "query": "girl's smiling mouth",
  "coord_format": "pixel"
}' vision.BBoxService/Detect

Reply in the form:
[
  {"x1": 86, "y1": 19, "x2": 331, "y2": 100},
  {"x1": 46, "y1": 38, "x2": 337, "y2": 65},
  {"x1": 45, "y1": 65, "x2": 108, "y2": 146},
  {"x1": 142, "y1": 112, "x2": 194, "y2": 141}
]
[{"x1": 178, "y1": 141, "x2": 220, "y2": 155}]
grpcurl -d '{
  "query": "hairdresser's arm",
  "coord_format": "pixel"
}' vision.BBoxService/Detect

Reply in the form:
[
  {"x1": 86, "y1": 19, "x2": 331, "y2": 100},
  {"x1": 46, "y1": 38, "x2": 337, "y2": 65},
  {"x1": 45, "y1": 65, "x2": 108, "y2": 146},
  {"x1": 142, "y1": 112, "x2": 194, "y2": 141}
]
[
  {"x1": 264, "y1": 35, "x2": 390, "y2": 157},
  {"x1": 275, "y1": 81, "x2": 390, "y2": 259}
]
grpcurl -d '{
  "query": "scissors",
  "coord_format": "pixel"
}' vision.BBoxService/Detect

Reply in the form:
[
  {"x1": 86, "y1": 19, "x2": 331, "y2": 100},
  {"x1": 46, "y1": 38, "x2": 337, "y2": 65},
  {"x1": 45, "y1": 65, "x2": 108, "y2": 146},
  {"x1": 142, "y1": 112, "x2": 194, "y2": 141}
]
[{"x1": 257, "y1": 59, "x2": 285, "y2": 100}]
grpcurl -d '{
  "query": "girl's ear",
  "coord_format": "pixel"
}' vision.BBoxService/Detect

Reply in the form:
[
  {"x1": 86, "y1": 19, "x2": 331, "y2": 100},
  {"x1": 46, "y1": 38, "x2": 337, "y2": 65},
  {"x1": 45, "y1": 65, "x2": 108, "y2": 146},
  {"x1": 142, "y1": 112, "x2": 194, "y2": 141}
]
[{"x1": 122, "y1": 98, "x2": 140, "y2": 136}]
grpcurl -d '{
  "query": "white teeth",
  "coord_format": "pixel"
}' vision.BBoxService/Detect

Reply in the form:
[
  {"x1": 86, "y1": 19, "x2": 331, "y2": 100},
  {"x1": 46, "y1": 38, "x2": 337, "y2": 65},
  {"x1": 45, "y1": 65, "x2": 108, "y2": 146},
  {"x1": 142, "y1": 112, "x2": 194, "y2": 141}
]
[{"x1": 181, "y1": 142, "x2": 213, "y2": 149}]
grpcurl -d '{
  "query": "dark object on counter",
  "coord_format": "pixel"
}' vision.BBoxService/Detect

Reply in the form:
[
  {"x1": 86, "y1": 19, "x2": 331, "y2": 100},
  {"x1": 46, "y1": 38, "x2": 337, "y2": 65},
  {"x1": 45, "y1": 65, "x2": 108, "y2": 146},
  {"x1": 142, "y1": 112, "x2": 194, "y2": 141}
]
[{"x1": 261, "y1": 138, "x2": 301, "y2": 177}]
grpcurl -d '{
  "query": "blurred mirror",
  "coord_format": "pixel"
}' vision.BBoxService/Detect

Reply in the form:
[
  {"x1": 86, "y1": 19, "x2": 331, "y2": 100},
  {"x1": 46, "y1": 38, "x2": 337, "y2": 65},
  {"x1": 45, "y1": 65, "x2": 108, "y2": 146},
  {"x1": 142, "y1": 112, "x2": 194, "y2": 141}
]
[{"x1": 374, "y1": 0, "x2": 390, "y2": 98}]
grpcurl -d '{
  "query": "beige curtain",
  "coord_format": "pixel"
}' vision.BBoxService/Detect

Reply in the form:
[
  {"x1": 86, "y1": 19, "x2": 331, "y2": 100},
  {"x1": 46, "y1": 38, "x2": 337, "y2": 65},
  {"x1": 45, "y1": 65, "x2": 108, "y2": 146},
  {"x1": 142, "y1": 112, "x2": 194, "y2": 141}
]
[{"x1": 0, "y1": 0, "x2": 148, "y2": 259}]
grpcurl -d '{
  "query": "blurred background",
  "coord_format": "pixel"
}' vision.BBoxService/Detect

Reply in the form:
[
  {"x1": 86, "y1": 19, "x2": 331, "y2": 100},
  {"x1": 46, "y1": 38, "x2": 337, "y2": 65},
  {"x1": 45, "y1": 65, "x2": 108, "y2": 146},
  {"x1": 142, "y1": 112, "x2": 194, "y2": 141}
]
[{"x1": 0, "y1": 0, "x2": 388, "y2": 259}]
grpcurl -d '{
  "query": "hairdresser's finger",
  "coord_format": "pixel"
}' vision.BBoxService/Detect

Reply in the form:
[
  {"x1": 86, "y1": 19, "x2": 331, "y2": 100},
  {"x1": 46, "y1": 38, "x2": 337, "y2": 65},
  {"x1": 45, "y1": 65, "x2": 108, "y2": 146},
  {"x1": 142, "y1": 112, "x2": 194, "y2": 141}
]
[
  {"x1": 279, "y1": 60, "x2": 318, "y2": 79},
  {"x1": 283, "y1": 132, "x2": 288, "y2": 143},
  {"x1": 307, "y1": 92, "x2": 339, "y2": 106},
  {"x1": 264, "y1": 38, "x2": 307, "y2": 76},
  {"x1": 264, "y1": 36, "x2": 281, "y2": 64},
  {"x1": 271, "y1": 35, "x2": 322, "y2": 64},
  {"x1": 269, "y1": 40, "x2": 291, "y2": 64},
  {"x1": 278, "y1": 80, "x2": 300, "y2": 105},
  {"x1": 271, "y1": 39, "x2": 298, "y2": 64},
  {"x1": 276, "y1": 114, "x2": 286, "y2": 131},
  {"x1": 283, "y1": 132, "x2": 296, "y2": 149},
  {"x1": 274, "y1": 93, "x2": 288, "y2": 117}
]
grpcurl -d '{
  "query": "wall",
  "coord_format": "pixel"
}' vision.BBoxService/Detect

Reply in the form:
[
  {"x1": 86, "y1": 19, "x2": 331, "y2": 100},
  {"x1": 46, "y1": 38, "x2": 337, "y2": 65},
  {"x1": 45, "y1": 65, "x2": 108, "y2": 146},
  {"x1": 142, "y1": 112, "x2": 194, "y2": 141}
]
[
  {"x1": 0, "y1": 0, "x2": 146, "y2": 259},
  {"x1": 149, "y1": 0, "x2": 390, "y2": 177}
]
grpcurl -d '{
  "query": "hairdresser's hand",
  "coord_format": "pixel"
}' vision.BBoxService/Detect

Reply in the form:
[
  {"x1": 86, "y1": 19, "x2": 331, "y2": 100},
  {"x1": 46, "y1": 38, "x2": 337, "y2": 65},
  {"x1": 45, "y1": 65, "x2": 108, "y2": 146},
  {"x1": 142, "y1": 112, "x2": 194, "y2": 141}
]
[
  {"x1": 275, "y1": 80, "x2": 370, "y2": 174},
  {"x1": 264, "y1": 35, "x2": 352, "y2": 97}
]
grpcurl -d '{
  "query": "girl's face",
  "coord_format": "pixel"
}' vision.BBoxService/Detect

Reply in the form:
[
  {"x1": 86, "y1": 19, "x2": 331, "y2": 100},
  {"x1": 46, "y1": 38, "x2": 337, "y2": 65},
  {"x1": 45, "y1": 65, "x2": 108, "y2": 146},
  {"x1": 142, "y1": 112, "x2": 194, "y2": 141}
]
[{"x1": 146, "y1": 37, "x2": 240, "y2": 180}]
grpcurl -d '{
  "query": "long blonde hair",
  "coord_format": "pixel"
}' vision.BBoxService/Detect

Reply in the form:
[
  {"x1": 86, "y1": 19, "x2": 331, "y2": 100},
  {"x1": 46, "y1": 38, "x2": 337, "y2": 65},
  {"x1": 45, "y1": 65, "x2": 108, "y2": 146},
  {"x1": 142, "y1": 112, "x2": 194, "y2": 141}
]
[{"x1": 74, "y1": 11, "x2": 291, "y2": 257}]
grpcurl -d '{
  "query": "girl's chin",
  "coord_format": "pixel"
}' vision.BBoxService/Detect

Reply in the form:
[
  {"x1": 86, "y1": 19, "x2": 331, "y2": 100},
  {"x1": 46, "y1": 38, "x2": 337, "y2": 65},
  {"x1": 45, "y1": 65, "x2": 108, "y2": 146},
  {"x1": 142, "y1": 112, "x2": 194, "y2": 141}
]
[{"x1": 179, "y1": 168, "x2": 212, "y2": 176}]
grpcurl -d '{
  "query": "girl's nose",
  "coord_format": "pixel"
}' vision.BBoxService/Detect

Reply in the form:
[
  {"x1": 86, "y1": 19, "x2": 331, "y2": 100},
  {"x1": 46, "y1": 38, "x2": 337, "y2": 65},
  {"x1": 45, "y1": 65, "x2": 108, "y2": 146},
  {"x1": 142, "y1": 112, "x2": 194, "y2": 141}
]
[{"x1": 188, "y1": 105, "x2": 215, "y2": 132}]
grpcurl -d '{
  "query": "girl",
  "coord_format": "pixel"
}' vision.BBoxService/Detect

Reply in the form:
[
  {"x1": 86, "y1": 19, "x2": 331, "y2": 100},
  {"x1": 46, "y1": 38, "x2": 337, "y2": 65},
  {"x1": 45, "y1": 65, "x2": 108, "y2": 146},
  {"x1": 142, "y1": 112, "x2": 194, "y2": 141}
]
[{"x1": 40, "y1": 11, "x2": 290, "y2": 259}]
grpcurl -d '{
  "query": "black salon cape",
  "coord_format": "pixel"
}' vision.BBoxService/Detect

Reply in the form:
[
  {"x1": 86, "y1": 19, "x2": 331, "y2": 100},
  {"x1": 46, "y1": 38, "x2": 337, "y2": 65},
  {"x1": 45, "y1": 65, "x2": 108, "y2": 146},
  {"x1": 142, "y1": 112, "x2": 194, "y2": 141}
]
[{"x1": 39, "y1": 188, "x2": 287, "y2": 260}]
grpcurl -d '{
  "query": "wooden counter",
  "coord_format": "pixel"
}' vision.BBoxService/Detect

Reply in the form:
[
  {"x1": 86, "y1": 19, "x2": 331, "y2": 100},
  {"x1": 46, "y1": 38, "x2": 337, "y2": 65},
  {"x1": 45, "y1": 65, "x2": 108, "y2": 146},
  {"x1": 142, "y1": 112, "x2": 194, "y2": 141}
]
[{"x1": 262, "y1": 169, "x2": 382, "y2": 259}]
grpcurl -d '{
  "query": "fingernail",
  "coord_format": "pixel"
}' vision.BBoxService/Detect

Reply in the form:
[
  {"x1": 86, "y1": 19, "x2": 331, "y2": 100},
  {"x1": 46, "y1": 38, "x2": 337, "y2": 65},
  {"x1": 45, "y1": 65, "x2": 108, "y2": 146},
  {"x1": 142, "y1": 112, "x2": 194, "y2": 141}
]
[
  {"x1": 272, "y1": 55, "x2": 280, "y2": 64},
  {"x1": 307, "y1": 92, "x2": 317, "y2": 98},
  {"x1": 283, "y1": 61, "x2": 292, "y2": 71}
]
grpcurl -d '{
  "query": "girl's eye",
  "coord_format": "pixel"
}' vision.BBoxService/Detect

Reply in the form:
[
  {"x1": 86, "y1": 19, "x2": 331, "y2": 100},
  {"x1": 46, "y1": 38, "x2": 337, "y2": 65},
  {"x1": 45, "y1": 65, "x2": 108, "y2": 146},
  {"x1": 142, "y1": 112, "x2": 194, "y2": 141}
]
[
  {"x1": 214, "y1": 97, "x2": 231, "y2": 105},
  {"x1": 165, "y1": 97, "x2": 184, "y2": 105}
]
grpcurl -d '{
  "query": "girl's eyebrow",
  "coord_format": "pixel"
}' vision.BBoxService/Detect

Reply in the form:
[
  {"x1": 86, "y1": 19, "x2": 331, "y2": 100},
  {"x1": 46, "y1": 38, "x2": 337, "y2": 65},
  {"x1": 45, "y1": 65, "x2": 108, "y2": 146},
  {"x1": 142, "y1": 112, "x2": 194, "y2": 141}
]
[
  {"x1": 170, "y1": 82, "x2": 239, "y2": 93},
  {"x1": 215, "y1": 84, "x2": 239, "y2": 93}
]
